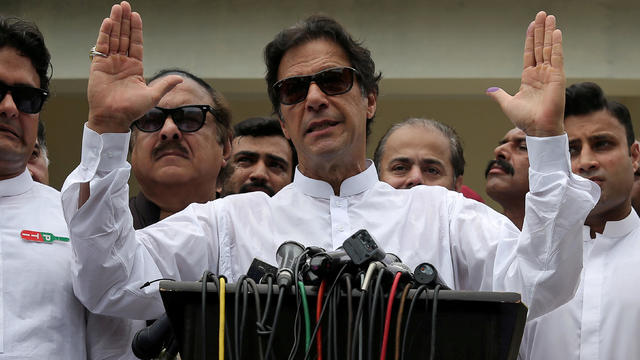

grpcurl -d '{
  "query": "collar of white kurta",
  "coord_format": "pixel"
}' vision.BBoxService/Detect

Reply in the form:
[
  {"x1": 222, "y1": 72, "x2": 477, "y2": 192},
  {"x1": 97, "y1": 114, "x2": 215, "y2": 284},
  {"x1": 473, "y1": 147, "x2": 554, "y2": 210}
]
[
  {"x1": 292, "y1": 159, "x2": 378, "y2": 198},
  {"x1": 0, "y1": 169, "x2": 34, "y2": 197},
  {"x1": 598, "y1": 208, "x2": 640, "y2": 238}
]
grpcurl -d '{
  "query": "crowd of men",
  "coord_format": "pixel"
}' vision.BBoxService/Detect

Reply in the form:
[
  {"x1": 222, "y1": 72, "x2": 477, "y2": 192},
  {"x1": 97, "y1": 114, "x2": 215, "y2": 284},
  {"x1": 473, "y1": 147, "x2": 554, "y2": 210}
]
[{"x1": 1, "y1": 1, "x2": 638, "y2": 359}]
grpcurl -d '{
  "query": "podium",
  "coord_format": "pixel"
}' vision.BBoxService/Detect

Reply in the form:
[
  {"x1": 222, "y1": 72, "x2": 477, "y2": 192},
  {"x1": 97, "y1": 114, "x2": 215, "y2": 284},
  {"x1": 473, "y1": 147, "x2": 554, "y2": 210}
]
[{"x1": 160, "y1": 280, "x2": 527, "y2": 360}]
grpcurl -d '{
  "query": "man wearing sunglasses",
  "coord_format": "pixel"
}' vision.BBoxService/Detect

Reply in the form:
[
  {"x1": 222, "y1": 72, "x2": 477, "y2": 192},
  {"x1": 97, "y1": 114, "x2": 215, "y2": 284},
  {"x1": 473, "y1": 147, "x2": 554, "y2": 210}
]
[
  {"x1": 128, "y1": 68, "x2": 231, "y2": 229},
  {"x1": 0, "y1": 16, "x2": 140, "y2": 359},
  {"x1": 63, "y1": 2, "x2": 598, "y2": 337}
]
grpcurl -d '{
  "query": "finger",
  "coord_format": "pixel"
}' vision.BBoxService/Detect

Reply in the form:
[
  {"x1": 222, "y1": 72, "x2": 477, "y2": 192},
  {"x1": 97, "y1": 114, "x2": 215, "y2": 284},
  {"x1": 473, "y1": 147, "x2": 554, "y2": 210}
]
[
  {"x1": 129, "y1": 12, "x2": 143, "y2": 61},
  {"x1": 148, "y1": 75, "x2": 184, "y2": 105},
  {"x1": 95, "y1": 18, "x2": 111, "y2": 55},
  {"x1": 533, "y1": 11, "x2": 546, "y2": 65},
  {"x1": 108, "y1": 4, "x2": 122, "y2": 55},
  {"x1": 522, "y1": 21, "x2": 535, "y2": 69},
  {"x1": 542, "y1": 15, "x2": 556, "y2": 64},
  {"x1": 118, "y1": 1, "x2": 132, "y2": 55},
  {"x1": 551, "y1": 29, "x2": 563, "y2": 70},
  {"x1": 485, "y1": 87, "x2": 513, "y2": 113}
]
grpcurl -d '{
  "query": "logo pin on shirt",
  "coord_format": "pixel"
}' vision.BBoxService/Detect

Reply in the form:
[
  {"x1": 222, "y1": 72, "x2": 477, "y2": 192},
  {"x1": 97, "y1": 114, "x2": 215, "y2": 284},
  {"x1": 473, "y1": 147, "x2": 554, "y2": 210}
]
[{"x1": 21, "y1": 230, "x2": 69, "y2": 243}]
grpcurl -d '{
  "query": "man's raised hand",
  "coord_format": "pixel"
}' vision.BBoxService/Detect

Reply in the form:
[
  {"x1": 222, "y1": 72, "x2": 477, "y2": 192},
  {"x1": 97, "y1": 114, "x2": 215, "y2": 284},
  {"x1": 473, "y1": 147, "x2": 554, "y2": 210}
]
[
  {"x1": 87, "y1": 1, "x2": 182, "y2": 134},
  {"x1": 487, "y1": 11, "x2": 566, "y2": 137}
]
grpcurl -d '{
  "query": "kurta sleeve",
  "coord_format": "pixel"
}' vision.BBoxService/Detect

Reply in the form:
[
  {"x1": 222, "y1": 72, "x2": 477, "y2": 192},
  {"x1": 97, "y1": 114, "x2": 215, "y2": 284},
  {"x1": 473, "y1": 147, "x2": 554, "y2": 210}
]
[{"x1": 62, "y1": 124, "x2": 222, "y2": 320}]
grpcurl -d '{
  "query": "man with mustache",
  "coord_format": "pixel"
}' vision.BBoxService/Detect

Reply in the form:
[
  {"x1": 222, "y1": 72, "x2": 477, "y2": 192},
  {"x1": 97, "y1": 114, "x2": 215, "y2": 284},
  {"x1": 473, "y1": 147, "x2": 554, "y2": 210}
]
[
  {"x1": 219, "y1": 116, "x2": 296, "y2": 197},
  {"x1": 128, "y1": 68, "x2": 232, "y2": 228},
  {"x1": 62, "y1": 3, "x2": 599, "y2": 337},
  {"x1": 485, "y1": 127, "x2": 530, "y2": 229},
  {"x1": 519, "y1": 82, "x2": 640, "y2": 360}
]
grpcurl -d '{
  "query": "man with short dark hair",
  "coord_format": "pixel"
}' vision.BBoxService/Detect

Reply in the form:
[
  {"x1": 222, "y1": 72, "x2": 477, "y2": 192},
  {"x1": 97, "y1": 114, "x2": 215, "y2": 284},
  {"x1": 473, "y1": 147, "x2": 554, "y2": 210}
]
[
  {"x1": 0, "y1": 15, "x2": 136, "y2": 359},
  {"x1": 63, "y1": 3, "x2": 598, "y2": 331},
  {"x1": 220, "y1": 116, "x2": 295, "y2": 197},
  {"x1": 485, "y1": 127, "x2": 530, "y2": 229},
  {"x1": 374, "y1": 117, "x2": 465, "y2": 191},
  {"x1": 520, "y1": 82, "x2": 640, "y2": 360},
  {"x1": 128, "y1": 68, "x2": 231, "y2": 229},
  {"x1": 27, "y1": 119, "x2": 49, "y2": 184}
]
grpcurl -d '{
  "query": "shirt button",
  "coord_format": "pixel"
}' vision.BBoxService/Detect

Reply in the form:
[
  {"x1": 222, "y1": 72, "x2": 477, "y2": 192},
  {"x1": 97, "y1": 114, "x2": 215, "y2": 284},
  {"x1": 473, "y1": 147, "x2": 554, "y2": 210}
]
[{"x1": 337, "y1": 226, "x2": 344, "y2": 232}]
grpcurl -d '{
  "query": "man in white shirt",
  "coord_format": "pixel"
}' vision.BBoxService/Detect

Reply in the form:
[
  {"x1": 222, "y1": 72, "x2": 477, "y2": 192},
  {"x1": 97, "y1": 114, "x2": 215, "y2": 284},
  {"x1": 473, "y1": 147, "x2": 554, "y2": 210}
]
[
  {"x1": 520, "y1": 82, "x2": 640, "y2": 360},
  {"x1": 0, "y1": 15, "x2": 137, "y2": 359},
  {"x1": 62, "y1": 2, "x2": 599, "y2": 328},
  {"x1": 485, "y1": 127, "x2": 530, "y2": 230}
]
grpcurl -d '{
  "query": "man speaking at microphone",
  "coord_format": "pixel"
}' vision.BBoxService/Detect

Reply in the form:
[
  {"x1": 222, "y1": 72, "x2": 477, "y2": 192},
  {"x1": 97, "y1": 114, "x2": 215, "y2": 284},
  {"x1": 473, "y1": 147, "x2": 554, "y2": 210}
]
[{"x1": 62, "y1": 1, "x2": 598, "y2": 328}]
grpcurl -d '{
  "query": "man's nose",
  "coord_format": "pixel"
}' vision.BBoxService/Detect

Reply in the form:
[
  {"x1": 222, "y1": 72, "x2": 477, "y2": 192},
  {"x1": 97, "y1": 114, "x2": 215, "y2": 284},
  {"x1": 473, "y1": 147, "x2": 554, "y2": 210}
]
[
  {"x1": 159, "y1": 116, "x2": 183, "y2": 141},
  {"x1": 0, "y1": 92, "x2": 19, "y2": 118},
  {"x1": 494, "y1": 143, "x2": 510, "y2": 160},
  {"x1": 305, "y1": 82, "x2": 329, "y2": 113},
  {"x1": 249, "y1": 160, "x2": 269, "y2": 182},
  {"x1": 575, "y1": 147, "x2": 599, "y2": 174},
  {"x1": 404, "y1": 166, "x2": 424, "y2": 189}
]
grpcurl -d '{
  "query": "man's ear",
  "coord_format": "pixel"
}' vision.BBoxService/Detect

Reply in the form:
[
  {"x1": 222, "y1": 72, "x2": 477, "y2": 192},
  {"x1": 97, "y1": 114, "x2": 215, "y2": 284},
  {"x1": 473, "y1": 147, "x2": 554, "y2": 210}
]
[
  {"x1": 221, "y1": 135, "x2": 232, "y2": 168},
  {"x1": 365, "y1": 92, "x2": 377, "y2": 120},
  {"x1": 454, "y1": 175, "x2": 464, "y2": 192},
  {"x1": 631, "y1": 140, "x2": 640, "y2": 173}
]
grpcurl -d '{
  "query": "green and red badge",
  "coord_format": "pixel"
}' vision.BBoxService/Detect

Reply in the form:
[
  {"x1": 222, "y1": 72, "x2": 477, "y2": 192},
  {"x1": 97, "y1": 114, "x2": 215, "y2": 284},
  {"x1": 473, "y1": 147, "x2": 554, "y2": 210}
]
[{"x1": 21, "y1": 230, "x2": 69, "y2": 243}]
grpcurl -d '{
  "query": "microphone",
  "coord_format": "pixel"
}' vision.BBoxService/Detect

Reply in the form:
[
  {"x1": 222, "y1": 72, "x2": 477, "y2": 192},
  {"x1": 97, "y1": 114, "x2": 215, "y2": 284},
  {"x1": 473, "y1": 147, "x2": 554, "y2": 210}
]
[
  {"x1": 275, "y1": 241, "x2": 305, "y2": 287},
  {"x1": 413, "y1": 262, "x2": 450, "y2": 290},
  {"x1": 131, "y1": 314, "x2": 176, "y2": 359}
]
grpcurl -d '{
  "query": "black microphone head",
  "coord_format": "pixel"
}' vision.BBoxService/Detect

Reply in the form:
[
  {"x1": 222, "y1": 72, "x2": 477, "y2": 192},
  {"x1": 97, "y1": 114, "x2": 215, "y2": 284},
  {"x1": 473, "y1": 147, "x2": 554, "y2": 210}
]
[
  {"x1": 414, "y1": 262, "x2": 450, "y2": 289},
  {"x1": 414, "y1": 262, "x2": 438, "y2": 285},
  {"x1": 276, "y1": 241, "x2": 305, "y2": 286}
]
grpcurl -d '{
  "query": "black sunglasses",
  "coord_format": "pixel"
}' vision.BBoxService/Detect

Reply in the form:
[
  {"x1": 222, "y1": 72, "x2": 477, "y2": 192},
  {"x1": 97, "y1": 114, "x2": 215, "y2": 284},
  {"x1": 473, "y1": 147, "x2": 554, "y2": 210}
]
[
  {"x1": 0, "y1": 80, "x2": 48, "y2": 114},
  {"x1": 132, "y1": 105, "x2": 219, "y2": 133},
  {"x1": 273, "y1": 66, "x2": 358, "y2": 105}
]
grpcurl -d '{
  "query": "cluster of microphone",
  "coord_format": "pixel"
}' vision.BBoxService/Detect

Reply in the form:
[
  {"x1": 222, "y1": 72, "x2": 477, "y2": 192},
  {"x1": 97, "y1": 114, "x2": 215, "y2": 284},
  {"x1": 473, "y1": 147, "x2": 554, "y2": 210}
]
[
  {"x1": 132, "y1": 229, "x2": 449, "y2": 359},
  {"x1": 274, "y1": 229, "x2": 449, "y2": 291}
]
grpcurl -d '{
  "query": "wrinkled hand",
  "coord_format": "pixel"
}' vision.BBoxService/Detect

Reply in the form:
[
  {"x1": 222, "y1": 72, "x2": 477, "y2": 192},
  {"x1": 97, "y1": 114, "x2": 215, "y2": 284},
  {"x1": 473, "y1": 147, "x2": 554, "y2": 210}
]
[
  {"x1": 87, "y1": 1, "x2": 182, "y2": 134},
  {"x1": 487, "y1": 11, "x2": 565, "y2": 137}
]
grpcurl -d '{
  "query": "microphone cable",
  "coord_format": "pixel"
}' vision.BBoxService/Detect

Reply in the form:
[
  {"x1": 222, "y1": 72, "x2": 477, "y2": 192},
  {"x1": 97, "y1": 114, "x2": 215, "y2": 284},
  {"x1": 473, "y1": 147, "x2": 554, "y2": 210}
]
[
  {"x1": 368, "y1": 267, "x2": 386, "y2": 360},
  {"x1": 245, "y1": 278, "x2": 264, "y2": 360},
  {"x1": 342, "y1": 273, "x2": 354, "y2": 360},
  {"x1": 219, "y1": 276, "x2": 226, "y2": 360},
  {"x1": 264, "y1": 284, "x2": 286, "y2": 359},
  {"x1": 400, "y1": 285, "x2": 427, "y2": 360},
  {"x1": 303, "y1": 263, "x2": 349, "y2": 360},
  {"x1": 316, "y1": 280, "x2": 327, "y2": 360},
  {"x1": 288, "y1": 249, "x2": 309, "y2": 360},
  {"x1": 298, "y1": 280, "x2": 311, "y2": 350},
  {"x1": 380, "y1": 272, "x2": 402, "y2": 360},
  {"x1": 351, "y1": 262, "x2": 382, "y2": 360},
  {"x1": 429, "y1": 285, "x2": 442, "y2": 360},
  {"x1": 234, "y1": 275, "x2": 247, "y2": 360},
  {"x1": 201, "y1": 271, "x2": 219, "y2": 360},
  {"x1": 393, "y1": 283, "x2": 412, "y2": 360}
]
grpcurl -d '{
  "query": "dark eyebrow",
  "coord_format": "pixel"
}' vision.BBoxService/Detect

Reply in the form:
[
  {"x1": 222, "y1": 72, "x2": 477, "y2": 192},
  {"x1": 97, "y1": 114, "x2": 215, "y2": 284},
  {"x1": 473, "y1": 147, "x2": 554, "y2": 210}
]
[
  {"x1": 266, "y1": 153, "x2": 290, "y2": 167},
  {"x1": 588, "y1": 134, "x2": 616, "y2": 142},
  {"x1": 419, "y1": 158, "x2": 445, "y2": 168},
  {"x1": 232, "y1": 151, "x2": 259, "y2": 160},
  {"x1": 388, "y1": 157, "x2": 412, "y2": 164}
]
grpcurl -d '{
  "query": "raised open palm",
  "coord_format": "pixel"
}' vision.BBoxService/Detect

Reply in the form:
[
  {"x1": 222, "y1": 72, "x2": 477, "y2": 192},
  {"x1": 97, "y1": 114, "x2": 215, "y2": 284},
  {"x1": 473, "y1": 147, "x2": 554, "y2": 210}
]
[
  {"x1": 87, "y1": 2, "x2": 182, "y2": 134},
  {"x1": 488, "y1": 12, "x2": 566, "y2": 137}
]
